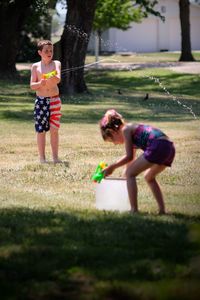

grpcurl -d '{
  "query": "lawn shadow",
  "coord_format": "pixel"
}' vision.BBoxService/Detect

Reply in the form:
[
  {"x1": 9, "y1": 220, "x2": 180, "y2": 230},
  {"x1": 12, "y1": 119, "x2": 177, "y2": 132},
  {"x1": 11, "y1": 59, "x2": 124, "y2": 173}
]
[
  {"x1": 0, "y1": 95, "x2": 199, "y2": 125},
  {"x1": 0, "y1": 68, "x2": 199, "y2": 124},
  {"x1": 0, "y1": 208, "x2": 199, "y2": 299}
]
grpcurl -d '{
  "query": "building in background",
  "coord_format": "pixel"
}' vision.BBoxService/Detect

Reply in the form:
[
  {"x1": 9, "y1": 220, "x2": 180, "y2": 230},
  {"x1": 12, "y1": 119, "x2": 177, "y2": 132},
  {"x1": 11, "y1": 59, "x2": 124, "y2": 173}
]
[
  {"x1": 88, "y1": 0, "x2": 200, "y2": 53},
  {"x1": 51, "y1": 0, "x2": 200, "y2": 53}
]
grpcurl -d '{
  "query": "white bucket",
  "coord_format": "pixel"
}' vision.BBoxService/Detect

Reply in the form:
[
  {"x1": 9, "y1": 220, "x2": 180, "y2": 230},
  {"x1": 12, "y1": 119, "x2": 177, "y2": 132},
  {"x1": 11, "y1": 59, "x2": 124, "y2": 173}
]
[{"x1": 95, "y1": 178, "x2": 130, "y2": 211}]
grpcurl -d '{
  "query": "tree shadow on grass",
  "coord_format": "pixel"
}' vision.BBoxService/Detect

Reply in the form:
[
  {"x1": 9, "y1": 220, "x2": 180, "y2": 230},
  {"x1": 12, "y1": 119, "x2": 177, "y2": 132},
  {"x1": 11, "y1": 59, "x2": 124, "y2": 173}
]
[
  {"x1": 1, "y1": 97, "x2": 198, "y2": 125},
  {"x1": 0, "y1": 208, "x2": 200, "y2": 300},
  {"x1": 0, "y1": 109, "x2": 33, "y2": 122},
  {"x1": 85, "y1": 69, "x2": 200, "y2": 98},
  {"x1": 0, "y1": 95, "x2": 199, "y2": 125},
  {"x1": 0, "y1": 68, "x2": 199, "y2": 124}
]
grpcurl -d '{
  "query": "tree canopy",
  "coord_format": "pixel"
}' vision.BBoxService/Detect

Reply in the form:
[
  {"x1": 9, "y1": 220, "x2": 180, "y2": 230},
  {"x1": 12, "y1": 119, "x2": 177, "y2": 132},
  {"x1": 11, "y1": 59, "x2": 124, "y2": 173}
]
[
  {"x1": 0, "y1": 0, "x2": 196, "y2": 85},
  {"x1": 93, "y1": 0, "x2": 163, "y2": 32},
  {"x1": 0, "y1": 0, "x2": 57, "y2": 74}
]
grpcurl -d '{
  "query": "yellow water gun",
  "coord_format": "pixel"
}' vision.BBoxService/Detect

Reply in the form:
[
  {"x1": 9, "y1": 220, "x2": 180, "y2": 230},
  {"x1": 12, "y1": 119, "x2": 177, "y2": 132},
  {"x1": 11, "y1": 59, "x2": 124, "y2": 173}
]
[
  {"x1": 92, "y1": 162, "x2": 107, "y2": 183},
  {"x1": 42, "y1": 70, "x2": 57, "y2": 79}
]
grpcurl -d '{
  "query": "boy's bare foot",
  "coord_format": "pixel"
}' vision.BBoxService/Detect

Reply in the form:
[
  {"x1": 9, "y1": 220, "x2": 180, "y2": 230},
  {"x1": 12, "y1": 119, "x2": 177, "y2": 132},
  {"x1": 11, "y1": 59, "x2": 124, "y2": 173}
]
[
  {"x1": 40, "y1": 159, "x2": 48, "y2": 164},
  {"x1": 129, "y1": 209, "x2": 139, "y2": 214},
  {"x1": 158, "y1": 210, "x2": 166, "y2": 215},
  {"x1": 53, "y1": 158, "x2": 62, "y2": 164}
]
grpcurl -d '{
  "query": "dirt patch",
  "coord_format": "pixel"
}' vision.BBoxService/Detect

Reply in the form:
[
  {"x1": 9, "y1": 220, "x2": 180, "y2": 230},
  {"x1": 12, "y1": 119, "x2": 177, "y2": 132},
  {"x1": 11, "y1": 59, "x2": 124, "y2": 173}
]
[{"x1": 167, "y1": 62, "x2": 200, "y2": 74}]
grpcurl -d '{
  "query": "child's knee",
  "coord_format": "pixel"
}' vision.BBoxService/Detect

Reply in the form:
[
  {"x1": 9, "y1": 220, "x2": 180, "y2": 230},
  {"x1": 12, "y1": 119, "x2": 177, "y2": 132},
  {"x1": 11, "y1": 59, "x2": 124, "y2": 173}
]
[
  {"x1": 125, "y1": 168, "x2": 137, "y2": 179},
  {"x1": 144, "y1": 173, "x2": 155, "y2": 184}
]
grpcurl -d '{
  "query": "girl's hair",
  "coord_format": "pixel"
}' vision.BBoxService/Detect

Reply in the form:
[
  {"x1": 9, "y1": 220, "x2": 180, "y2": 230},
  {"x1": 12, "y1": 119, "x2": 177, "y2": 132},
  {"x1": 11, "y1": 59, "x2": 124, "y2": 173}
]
[
  {"x1": 100, "y1": 109, "x2": 124, "y2": 140},
  {"x1": 37, "y1": 40, "x2": 53, "y2": 51}
]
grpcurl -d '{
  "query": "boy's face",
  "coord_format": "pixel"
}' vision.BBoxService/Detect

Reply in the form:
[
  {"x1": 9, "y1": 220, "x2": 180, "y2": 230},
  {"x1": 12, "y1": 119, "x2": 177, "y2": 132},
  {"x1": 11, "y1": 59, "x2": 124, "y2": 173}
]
[{"x1": 38, "y1": 45, "x2": 53, "y2": 62}]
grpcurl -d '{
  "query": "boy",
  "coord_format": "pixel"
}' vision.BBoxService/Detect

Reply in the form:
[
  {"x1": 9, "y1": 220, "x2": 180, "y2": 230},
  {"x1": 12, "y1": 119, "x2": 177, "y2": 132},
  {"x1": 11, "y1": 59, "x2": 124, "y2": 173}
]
[{"x1": 30, "y1": 40, "x2": 62, "y2": 163}]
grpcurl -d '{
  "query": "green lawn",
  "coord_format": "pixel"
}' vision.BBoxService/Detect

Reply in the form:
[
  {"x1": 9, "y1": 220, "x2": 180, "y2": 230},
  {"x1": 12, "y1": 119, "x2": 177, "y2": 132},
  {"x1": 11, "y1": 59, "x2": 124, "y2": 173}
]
[{"x1": 0, "y1": 65, "x2": 200, "y2": 300}]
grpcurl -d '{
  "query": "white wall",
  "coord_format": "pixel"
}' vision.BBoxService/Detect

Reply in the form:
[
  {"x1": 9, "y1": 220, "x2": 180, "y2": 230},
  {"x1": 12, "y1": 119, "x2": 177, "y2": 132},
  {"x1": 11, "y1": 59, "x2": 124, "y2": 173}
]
[
  {"x1": 87, "y1": 0, "x2": 200, "y2": 53},
  {"x1": 108, "y1": 19, "x2": 158, "y2": 52}
]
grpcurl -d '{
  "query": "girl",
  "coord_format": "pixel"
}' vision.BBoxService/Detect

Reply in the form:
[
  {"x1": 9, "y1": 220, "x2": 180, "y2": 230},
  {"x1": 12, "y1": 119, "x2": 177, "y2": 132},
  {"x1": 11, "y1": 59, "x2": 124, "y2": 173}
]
[{"x1": 100, "y1": 109, "x2": 175, "y2": 214}]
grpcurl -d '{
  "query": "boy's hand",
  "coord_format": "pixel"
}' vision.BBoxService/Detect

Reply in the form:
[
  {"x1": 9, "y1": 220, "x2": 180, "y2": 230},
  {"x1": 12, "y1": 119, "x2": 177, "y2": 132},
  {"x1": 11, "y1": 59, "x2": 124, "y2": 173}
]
[{"x1": 40, "y1": 79, "x2": 46, "y2": 86}]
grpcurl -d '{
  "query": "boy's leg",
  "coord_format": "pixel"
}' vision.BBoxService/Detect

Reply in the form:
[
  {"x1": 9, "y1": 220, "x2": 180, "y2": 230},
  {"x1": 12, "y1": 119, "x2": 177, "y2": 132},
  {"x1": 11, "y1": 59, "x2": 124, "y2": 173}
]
[
  {"x1": 49, "y1": 96, "x2": 62, "y2": 163},
  {"x1": 50, "y1": 127, "x2": 61, "y2": 163},
  {"x1": 37, "y1": 132, "x2": 46, "y2": 163},
  {"x1": 126, "y1": 155, "x2": 153, "y2": 212},
  {"x1": 144, "y1": 165, "x2": 166, "y2": 214}
]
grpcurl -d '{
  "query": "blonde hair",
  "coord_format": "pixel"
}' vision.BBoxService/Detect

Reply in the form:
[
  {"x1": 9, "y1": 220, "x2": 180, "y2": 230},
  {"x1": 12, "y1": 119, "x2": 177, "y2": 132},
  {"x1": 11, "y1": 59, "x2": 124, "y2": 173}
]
[
  {"x1": 100, "y1": 109, "x2": 124, "y2": 140},
  {"x1": 37, "y1": 40, "x2": 53, "y2": 51}
]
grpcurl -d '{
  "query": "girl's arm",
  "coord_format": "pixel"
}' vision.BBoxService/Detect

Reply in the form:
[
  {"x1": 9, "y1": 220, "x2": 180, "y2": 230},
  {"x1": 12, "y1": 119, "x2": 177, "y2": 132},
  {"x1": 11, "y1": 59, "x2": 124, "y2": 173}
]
[
  {"x1": 122, "y1": 147, "x2": 136, "y2": 177},
  {"x1": 104, "y1": 124, "x2": 136, "y2": 176}
]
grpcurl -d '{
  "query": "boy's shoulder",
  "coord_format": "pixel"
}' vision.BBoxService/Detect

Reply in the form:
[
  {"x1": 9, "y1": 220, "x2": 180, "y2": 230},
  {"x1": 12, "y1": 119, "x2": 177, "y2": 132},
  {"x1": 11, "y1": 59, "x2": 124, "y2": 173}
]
[
  {"x1": 53, "y1": 60, "x2": 61, "y2": 65},
  {"x1": 31, "y1": 61, "x2": 41, "y2": 69}
]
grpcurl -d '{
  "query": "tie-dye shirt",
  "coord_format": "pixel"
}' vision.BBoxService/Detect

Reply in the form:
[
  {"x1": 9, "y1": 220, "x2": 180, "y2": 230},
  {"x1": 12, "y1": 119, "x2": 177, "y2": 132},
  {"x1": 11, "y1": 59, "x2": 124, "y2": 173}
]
[{"x1": 132, "y1": 124, "x2": 166, "y2": 150}]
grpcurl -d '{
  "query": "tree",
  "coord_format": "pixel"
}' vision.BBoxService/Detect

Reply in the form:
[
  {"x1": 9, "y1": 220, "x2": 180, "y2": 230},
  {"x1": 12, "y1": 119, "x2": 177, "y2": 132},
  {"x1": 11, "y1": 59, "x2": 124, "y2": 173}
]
[
  {"x1": 93, "y1": 0, "x2": 163, "y2": 57},
  {"x1": 0, "y1": 0, "x2": 57, "y2": 77},
  {"x1": 59, "y1": 0, "x2": 162, "y2": 94},
  {"x1": 0, "y1": 0, "x2": 31, "y2": 75},
  {"x1": 59, "y1": 0, "x2": 97, "y2": 94},
  {"x1": 93, "y1": 0, "x2": 163, "y2": 32},
  {"x1": 17, "y1": 0, "x2": 58, "y2": 63},
  {"x1": 179, "y1": 0, "x2": 195, "y2": 61}
]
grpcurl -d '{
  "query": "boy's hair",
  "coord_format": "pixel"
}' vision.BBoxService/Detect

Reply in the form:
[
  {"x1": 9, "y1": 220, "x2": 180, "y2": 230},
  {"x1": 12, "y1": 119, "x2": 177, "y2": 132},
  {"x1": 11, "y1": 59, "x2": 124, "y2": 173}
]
[
  {"x1": 37, "y1": 40, "x2": 53, "y2": 51},
  {"x1": 100, "y1": 109, "x2": 124, "y2": 140}
]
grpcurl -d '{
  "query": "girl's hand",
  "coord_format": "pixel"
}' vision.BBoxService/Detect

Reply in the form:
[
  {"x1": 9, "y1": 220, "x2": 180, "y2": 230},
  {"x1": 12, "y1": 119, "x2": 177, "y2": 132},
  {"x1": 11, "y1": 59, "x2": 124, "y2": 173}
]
[{"x1": 103, "y1": 165, "x2": 115, "y2": 177}]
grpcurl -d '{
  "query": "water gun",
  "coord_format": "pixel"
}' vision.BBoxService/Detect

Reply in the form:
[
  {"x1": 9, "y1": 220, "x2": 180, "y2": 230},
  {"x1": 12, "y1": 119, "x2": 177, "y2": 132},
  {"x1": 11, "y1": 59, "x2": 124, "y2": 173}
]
[
  {"x1": 42, "y1": 70, "x2": 57, "y2": 79},
  {"x1": 92, "y1": 162, "x2": 107, "y2": 183}
]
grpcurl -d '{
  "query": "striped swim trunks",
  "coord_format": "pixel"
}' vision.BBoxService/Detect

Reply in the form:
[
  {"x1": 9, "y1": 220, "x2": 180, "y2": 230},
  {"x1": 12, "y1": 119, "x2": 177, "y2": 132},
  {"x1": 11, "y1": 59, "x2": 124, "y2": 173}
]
[
  {"x1": 49, "y1": 95, "x2": 62, "y2": 129},
  {"x1": 34, "y1": 95, "x2": 62, "y2": 132}
]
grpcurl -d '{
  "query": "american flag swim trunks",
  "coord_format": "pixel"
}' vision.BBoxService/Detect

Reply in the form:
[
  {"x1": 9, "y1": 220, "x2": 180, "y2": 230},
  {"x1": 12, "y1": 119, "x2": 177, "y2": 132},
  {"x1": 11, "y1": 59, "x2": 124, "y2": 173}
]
[
  {"x1": 34, "y1": 96, "x2": 50, "y2": 132},
  {"x1": 49, "y1": 95, "x2": 62, "y2": 129},
  {"x1": 34, "y1": 95, "x2": 62, "y2": 132}
]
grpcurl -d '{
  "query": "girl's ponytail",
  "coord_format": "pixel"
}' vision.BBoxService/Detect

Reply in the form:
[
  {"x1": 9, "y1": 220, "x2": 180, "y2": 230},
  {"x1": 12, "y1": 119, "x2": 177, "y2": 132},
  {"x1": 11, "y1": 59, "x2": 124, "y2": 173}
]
[{"x1": 100, "y1": 109, "x2": 124, "y2": 140}]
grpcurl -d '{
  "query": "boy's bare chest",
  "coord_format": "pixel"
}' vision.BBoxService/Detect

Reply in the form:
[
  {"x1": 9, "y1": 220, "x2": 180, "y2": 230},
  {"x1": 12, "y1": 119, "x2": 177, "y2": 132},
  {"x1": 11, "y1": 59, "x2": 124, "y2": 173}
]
[{"x1": 37, "y1": 61, "x2": 55, "y2": 78}]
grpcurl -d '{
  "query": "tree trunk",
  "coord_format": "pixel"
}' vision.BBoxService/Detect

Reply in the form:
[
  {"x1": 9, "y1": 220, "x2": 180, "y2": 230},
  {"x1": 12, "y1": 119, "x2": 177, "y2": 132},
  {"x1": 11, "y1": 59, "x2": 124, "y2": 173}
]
[
  {"x1": 179, "y1": 0, "x2": 195, "y2": 61},
  {"x1": 0, "y1": 0, "x2": 32, "y2": 77},
  {"x1": 60, "y1": 0, "x2": 97, "y2": 95}
]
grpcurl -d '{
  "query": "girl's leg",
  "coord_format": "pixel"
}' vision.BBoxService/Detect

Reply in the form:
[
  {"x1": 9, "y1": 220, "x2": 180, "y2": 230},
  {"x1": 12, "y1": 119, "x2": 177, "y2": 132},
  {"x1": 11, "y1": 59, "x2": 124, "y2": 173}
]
[
  {"x1": 144, "y1": 164, "x2": 166, "y2": 214},
  {"x1": 37, "y1": 132, "x2": 46, "y2": 163},
  {"x1": 126, "y1": 155, "x2": 153, "y2": 212},
  {"x1": 50, "y1": 127, "x2": 61, "y2": 163}
]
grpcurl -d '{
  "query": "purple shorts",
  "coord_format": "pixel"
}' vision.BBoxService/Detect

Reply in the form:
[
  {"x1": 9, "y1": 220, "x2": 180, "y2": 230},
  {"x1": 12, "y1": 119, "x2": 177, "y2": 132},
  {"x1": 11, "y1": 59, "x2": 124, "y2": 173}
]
[{"x1": 144, "y1": 139, "x2": 175, "y2": 167}]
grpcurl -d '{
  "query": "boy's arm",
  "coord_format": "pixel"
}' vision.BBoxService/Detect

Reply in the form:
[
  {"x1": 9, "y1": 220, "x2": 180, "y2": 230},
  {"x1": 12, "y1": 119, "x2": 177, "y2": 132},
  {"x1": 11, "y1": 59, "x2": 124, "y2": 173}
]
[
  {"x1": 46, "y1": 61, "x2": 61, "y2": 85},
  {"x1": 54, "y1": 60, "x2": 61, "y2": 83},
  {"x1": 30, "y1": 64, "x2": 46, "y2": 90}
]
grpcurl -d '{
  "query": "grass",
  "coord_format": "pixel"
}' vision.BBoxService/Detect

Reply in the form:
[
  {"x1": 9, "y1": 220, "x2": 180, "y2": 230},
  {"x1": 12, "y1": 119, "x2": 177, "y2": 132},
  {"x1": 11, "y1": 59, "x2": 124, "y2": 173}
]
[{"x1": 0, "y1": 61, "x2": 200, "y2": 299}]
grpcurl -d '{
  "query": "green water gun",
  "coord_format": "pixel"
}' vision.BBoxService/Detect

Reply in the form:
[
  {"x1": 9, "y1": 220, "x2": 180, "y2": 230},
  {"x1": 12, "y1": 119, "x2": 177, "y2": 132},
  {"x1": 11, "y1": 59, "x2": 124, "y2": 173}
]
[
  {"x1": 42, "y1": 70, "x2": 57, "y2": 79},
  {"x1": 92, "y1": 162, "x2": 107, "y2": 183}
]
